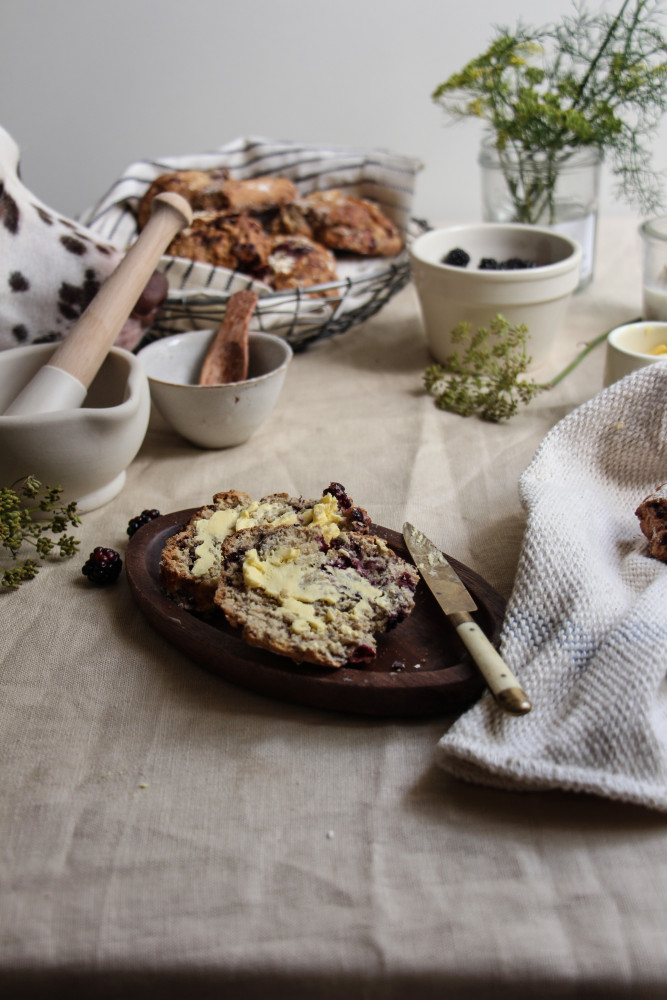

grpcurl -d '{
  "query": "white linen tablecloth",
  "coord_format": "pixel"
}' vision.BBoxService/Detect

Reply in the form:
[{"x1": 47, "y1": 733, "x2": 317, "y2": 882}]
[{"x1": 2, "y1": 217, "x2": 666, "y2": 999}]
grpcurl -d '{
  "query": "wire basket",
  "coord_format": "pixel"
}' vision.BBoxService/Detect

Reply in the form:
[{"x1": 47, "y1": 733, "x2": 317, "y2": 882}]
[
  {"x1": 145, "y1": 217, "x2": 427, "y2": 350},
  {"x1": 80, "y1": 137, "x2": 424, "y2": 351}
]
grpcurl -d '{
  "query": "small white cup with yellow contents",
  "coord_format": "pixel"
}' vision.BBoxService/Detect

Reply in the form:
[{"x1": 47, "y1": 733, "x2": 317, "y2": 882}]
[{"x1": 603, "y1": 321, "x2": 667, "y2": 387}]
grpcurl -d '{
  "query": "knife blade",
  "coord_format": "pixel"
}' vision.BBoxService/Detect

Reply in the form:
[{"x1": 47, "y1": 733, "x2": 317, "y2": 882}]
[{"x1": 403, "y1": 522, "x2": 531, "y2": 716}]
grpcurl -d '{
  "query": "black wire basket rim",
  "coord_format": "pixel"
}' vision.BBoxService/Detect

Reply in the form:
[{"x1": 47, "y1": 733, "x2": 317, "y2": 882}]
[{"x1": 161, "y1": 217, "x2": 428, "y2": 307}]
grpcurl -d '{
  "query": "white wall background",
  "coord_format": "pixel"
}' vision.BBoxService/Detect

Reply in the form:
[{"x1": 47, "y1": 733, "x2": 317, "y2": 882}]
[{"x1": 2, "y1": 0, "x2": 666, "y2": 224}]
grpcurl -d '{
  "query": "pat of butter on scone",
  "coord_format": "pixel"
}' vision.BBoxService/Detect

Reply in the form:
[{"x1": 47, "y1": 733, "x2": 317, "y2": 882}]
[
  {"x1": 242, "y1": 540, "x2": 385, "y2": 635},
  {"x1": 301, "y1": 493, "x2": 343, "y2": 544},
  {"x1": 243, "y1": 545, "x2": 338, "y2": 633},
  {"x1": 191, "y1": 501, "x2": 299, "y2": 577}
]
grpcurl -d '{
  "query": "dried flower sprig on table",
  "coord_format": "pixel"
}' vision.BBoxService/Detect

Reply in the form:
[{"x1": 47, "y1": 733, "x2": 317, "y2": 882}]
[
  {"x1": 1, "y1": 476, "x2": 81, "y2": 590},
  {"x1": 432, "y1": 0, "x2": 667, "y2": 220},
  {"x1": 423, "y1": 316, "x2": 543, "y2": 422},
  {"x1": 423, "y1": 316, "x2": 634, "y2": 423}
]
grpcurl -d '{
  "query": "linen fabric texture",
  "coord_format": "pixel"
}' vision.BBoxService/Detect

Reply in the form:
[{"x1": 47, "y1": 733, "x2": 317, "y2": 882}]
[{"x1": 437, "y1": 363, "x2": 667, "y2": 812}]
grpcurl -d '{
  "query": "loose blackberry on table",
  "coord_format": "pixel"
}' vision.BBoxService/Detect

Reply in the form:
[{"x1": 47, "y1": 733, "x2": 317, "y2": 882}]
[
  {"x1": 82, "y1": 547, "x2": 122, "y2": 585},
  {"x1": 127, "y1": 509, "x2": 161, "y2": 537}
]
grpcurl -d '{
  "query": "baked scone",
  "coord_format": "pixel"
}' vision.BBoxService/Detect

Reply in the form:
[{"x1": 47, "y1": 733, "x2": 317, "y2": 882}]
[
  {"x1": 259, "y1": 235, "x2": 338, "y2": 295},
  {"x1": 271, "y1": 189, "x2": 403, "y2": 257},
  {"x1": 219, "y1": 176, "x2": 297, "y2": 213},
  {"x1": 165, "y1": 211, "x2": 271, "y2": 273},
  {"x1": 215, "y1": 523, "x2": 419, "y2": 668},
  {"x1": 139, "y1": 172, "x2": 297, "y2": 230},
  {"x1": 137, "y1": 168, "x2": 231, "y2": 230},
  {"x1": 636, "y1": 483, "x2": 667, "y2": 561},
  {"x1": 160, "y1": 484, "x2": 370, "y2": 612}
]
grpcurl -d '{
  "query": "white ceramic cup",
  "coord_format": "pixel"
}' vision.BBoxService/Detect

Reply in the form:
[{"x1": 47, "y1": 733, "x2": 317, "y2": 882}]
[
  {"x1": 138, "y1": 330, "x2": 292, "y2": 448},
  {"x1": 640, "y1": 216, "x2": 667, "y2": 322},
  {"x1": 603, "y1": 321, "x2": 667, "y2": 387},
  {"x1": 409, "y1": 223, "x2": 582, "y2": 369}
]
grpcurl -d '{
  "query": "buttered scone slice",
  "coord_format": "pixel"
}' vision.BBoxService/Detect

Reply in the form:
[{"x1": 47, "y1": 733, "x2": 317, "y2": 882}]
[
  {"x1": 215, "y1": 525, "x2": 419, "y2": 668},
  {"x1": 159, "y1": 485, "x2": 370, "y2": 613}
]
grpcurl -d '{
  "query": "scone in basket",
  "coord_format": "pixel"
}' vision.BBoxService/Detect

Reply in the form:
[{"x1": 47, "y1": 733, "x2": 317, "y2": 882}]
[{"x1": 82, "y1": 137, "x2": 424, "y2": 349}]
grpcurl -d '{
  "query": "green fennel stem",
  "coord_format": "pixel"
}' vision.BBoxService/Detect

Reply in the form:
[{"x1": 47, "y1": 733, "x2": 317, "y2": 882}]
[
  {"x1": 423, "y1": 316, "x2": 639, "y2": 424},
  {"x1": 544, "y1": 319, "x2": 640, "y2": 388}
]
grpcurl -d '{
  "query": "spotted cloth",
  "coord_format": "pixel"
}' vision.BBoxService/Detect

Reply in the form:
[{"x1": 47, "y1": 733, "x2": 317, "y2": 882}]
[
  {"x1": 0, "y1": 125, "x2": 124, "y2": 350},
  {"x1": 0, "y1": 125, "x2": 165, "y2": 352},
  {"x1": 436, "y1": 364, "x2": 667, "y2": 812}
]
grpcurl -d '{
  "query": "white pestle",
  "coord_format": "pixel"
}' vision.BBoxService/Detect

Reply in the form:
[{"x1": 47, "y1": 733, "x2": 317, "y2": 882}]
[{"x1": 3, "y1": 192, "x2": 192, "y2": 417}]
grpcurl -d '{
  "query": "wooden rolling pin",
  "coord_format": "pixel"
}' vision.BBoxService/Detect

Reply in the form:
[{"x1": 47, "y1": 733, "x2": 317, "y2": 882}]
[{"x1": 4, "y1": 192, "x2": 193, "y2": 416}]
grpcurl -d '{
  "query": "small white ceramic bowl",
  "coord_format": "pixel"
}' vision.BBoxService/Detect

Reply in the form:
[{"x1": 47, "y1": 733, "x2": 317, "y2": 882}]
[
  {"x1": 0, "y1": 344, "x2": 150, "y2": 512},
  {"x1": 138, "y1": 330, "x2": 292, "y2": 448},
  {"x1": 409, "y1": 222, "x2": 582, "y2": 368},
  {"x1": 603, "y1": 321, "x2": 667, "y2": 387}
]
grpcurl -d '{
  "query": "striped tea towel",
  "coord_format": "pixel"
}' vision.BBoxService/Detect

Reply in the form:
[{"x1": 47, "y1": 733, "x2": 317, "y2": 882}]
[
  {"x1": 436, "y1": 363, "x2": 667, "y2": 812},
  {"x1": 81, "y1": 135, "x2": 420, "y2": 258}
]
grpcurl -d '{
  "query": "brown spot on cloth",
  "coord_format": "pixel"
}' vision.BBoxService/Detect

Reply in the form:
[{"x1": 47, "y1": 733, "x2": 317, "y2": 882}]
[
  {"x1": 33, "y1": 204, "x2": 54, "y2": 225},
  {"x1": 9, "y1": 271, "x2": 29, "y2": 292},
  {"x1": 0, "y1": 182, "x2": 20, "y2": 234},
  {"x1": 60, "y1": 234, "x2": 87, "y2": 255},
  {"x1": 57, "y1": 269, "x2": 101, "y2": 321},
  {"x1": 12, "y1": 324, "x2": 29, "y2": 342}
]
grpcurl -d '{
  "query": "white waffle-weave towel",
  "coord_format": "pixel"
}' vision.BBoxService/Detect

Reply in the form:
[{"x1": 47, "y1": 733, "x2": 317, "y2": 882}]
[{"x1": 436, "y1": 363, "x2": 667, "y2": 811}]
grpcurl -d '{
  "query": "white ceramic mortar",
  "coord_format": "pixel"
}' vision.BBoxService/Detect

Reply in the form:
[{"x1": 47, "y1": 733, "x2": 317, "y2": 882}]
[{"x1": 0, "y1": 344, "x2": 150, "y2": 512}]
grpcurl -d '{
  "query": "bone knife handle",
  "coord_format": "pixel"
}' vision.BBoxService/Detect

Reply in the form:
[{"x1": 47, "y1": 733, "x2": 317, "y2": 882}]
[{"x1": 453, "y1": 615, "x2": 531, "y2": 715}]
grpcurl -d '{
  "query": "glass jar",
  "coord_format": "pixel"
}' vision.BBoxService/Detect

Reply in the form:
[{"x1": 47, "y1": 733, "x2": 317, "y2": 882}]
[
  {"x1": 479, "y1": 137, "x2": 601, "y2": 289},
  {"x1": 639, "y1": 216, "x2": 667, "y2": 321}
]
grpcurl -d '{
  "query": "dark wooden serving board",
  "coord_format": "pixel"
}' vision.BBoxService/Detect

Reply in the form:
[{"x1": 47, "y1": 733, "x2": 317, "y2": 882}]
[{"x1": 125, "y1": 509, "x2": 506, "y2": 717}]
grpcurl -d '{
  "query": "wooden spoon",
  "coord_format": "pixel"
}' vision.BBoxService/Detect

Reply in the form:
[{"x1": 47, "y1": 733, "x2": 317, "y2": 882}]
[{"x1": 198, "y1": 289, "x2": 258, "y2": 385}]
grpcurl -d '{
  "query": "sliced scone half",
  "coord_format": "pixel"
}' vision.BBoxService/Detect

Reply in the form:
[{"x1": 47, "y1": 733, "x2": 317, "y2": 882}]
[
  {"x1": 160, "y1": 484, "x2": 370, "y2": 613},
  {"x1": 214, "y1": 524, "x2": 419, "y2": 668}
]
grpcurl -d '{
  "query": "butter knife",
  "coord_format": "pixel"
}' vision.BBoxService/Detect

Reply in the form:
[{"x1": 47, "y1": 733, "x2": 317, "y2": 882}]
[{"x1": 403, "y1": 522, "x2": 531, "y2": 716}]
